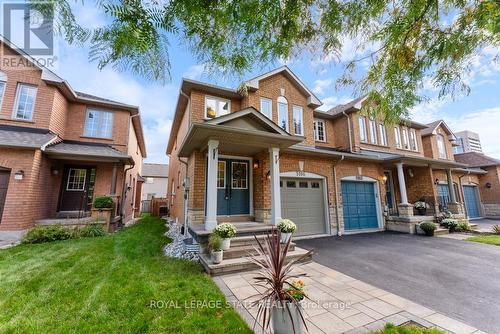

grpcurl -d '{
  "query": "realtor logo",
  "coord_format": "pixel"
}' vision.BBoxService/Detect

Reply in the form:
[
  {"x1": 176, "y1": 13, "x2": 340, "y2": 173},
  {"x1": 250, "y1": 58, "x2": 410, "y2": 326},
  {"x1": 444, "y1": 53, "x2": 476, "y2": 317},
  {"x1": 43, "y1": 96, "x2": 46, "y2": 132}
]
[{"x1": 1, "y1": 1, "x2": 57, "y2": 69}]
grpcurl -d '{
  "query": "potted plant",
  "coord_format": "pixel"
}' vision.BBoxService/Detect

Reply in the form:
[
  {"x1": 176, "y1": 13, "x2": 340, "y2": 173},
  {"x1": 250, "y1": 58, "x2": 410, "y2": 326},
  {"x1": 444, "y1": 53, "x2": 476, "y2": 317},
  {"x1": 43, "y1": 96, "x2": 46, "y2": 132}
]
[
  {"x1": 441, "y1": 218, "x2": 458, "y2": 233},
  {"x1": 414, "y1": 201, "x2": 428, "y2": 215},
  {"x1": 277, "y1": 219, "x2": 297, "y2": 244},
  {"x1": 249, "y1": 232, "x2": 311, "y2": 334},
  {"x1": 419, "y1": 222, "x2": 437, "y2": 236},
  {"x1": 208, "y1": 234, "x2": 223, "y2": 264},
  {"x1": 92, "y1": 196, "x2": 114, "y2": 231},
  {"x1": 214, "y1": 223, "x2": 237, "y2": 250}
]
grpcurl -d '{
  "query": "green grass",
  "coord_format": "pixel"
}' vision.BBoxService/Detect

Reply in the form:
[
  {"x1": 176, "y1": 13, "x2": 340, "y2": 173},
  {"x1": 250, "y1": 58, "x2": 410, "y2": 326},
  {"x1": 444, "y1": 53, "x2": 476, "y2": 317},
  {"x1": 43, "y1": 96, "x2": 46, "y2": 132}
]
[
  {"x1": 374, "y1": 323, "x2": 444, "y2": 333},
  {"x1": 0, "y1": 215, "x2": 252, "y2": 334},
  {"x1": 467, "y1": 234, "x2": 500, "y2": 246}
]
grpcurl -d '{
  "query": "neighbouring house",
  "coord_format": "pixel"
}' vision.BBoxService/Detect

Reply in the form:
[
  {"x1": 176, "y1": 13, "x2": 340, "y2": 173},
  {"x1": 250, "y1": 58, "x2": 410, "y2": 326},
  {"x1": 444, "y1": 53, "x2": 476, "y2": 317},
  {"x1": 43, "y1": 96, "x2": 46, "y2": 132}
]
[
  {"x1": 0, "y1": 39, "x2": 146, "y2": 232},
  {"x1": 166, "y1": 66, "x2": 486, "y2": 241},
  {"x1": 141, "y1": 163, "x2": 169, "y2": 200},
  {"x1": 455, "y1": 152, "x2": 500, "y2": 218}
]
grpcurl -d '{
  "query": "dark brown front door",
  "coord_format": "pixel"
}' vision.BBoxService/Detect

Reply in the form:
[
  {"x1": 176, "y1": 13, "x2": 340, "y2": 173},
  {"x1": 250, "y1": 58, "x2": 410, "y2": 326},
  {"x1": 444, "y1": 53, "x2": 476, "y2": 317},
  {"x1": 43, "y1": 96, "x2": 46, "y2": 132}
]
[
  {"x1": 59, "y1": 166, "x2": 96, "y2": 212},
  {"x1": 0, "y1": 170, "x2": 10, "y2": 223}
]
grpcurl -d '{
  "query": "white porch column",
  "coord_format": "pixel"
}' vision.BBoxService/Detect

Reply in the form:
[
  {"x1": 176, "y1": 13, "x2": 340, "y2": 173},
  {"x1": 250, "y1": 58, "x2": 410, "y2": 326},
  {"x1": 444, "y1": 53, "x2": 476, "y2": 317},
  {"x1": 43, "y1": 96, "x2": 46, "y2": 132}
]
[
  {"x1": 396, "y1": 162, "x2": 409, "y2": 205},
  {"x1": 446, "y1": 169, "x2": 457, "y2": 203},
  {"x1": 269, "y1": 147, "x2": 282, "y2": 225},
  {"x1": 205, "y1": 139, "x2": 219, "y2": 231}
]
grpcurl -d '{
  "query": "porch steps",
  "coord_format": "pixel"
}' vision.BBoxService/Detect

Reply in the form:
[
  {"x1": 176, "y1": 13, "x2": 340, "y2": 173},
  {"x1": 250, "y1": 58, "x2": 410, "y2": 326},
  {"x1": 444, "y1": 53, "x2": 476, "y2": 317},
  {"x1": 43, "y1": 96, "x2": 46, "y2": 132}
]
[
  {"x1": 434, "y1": 227, "x2": 449, "y2": 236},
  {"x1": 199, "y1": 246, "x2": 311, "y2": 276},
  {"x1": 188, "y1": 222, "x2": 277, "y2": 244},
  {"x1": 222, "y1": 241, "x2": 297, "y2": 260}
]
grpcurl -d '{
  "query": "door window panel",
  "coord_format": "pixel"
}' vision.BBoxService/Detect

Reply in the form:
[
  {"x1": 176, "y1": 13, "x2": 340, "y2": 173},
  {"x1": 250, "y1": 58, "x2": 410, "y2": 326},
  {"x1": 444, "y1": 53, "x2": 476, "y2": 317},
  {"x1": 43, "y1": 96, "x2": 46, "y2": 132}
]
[
  {"x1": 67, "y1": 169, "x2": 87, "y2": 191},
  {"x1": 217, "y1": 161, "x2": 226, "y2": 188},
  {"x1": 231, "y1": 162, "x2": 247, "y2": 189}
]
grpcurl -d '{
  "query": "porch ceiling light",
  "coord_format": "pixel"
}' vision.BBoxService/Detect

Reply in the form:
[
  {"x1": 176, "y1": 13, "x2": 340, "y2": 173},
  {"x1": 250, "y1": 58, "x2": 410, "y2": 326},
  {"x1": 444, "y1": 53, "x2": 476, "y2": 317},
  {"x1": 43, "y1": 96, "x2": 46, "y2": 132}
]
[
  {"x1": 50, "y1": 167, "x2": 59, "y2": 175},
  {"x1": 253, "y1": 160, "x2": 260, "y2": 169},
  {"x1": 381, "y1": 175, "x2": 388, "y2": 183},
  {"x1": 14, "y1": 170, "x2": 24, "y2": 180}
]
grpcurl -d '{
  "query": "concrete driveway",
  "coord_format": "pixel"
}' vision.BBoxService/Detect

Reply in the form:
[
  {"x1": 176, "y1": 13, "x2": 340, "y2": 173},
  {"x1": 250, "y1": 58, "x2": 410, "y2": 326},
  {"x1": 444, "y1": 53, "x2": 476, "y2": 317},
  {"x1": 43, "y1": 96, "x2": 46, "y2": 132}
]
[
  {"x1": 297, "y1": 232, "x2": 500, "y2": 334},
  {"x1": 472, "y1": 218, "x2": 499, "y2": 233}
]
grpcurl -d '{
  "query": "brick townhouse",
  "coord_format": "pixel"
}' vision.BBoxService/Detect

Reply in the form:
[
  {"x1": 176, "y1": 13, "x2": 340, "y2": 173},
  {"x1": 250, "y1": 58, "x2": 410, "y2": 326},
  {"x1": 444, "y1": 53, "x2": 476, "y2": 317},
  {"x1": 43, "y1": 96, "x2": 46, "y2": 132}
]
[
  {"x1": 0, "y1": 39, "x2": 146, "y2": 232},
  {"x1": 166, "y1": 66, "x2": 488, "y2": 238}
]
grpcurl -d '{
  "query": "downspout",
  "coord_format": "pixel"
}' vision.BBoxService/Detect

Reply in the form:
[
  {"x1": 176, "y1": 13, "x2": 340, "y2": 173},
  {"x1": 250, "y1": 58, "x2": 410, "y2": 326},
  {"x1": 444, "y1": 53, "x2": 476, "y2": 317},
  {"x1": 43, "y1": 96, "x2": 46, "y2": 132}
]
[
  {"x1": 179, "y1": 157, "x2": 189, "y2": 236},
  {"x1": 458, "y1": 170, "x2": 471, "y2": 219},
  {"x1": 333, "y1": 155, "x2": 345, "y2": 236},
  {"x1": 342, "y1": 111, "x2": 353, "y2": 153}
]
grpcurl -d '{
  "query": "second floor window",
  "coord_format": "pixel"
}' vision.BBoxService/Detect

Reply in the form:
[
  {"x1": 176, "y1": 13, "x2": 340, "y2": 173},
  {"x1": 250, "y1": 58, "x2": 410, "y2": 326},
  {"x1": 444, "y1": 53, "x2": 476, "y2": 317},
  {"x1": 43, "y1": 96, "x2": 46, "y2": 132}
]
[
  {"x1": 379, "y1": 123, "x2": 388, "y2": 146},
  {"x1": 205, "y1": 96, "x2": 230, "y2": 119},
  {"x1": 84, "y1": 109, "x2": 114, "y2": 138},
  {"x1": 277, "y1": 96, "x2": 289, "y2": 131},
  {"x1": 260, "y1": 98, "x2": 272, "y2": 119},
  {"x1": 437, "y1": 134, "x2": 447, "y2": 159},
  {"x1": 313, "y1": 119, "x2": 326, "y2": 142},
  {"x1": 359, "y1": 116, "x2": 367, "y2": 142},
  {"x1": 410, "y1": 129, "x2": 418, "y2": 151},
  {"x1": 0, "y1": 81, "x2": 5, "y2": 111},
  {"x1": 402, "y1": 127, "x2": 410, "y2": 149},
  {"x1": 394, "y1": 126, "x2": 402, "y2": 148},
  {"x1": 369, "y1": 118, "x2": 377, "y2": 144},
  {"x1": 13, "y1": 84, "x2": 37, "y2": 121},
  {"x1": 292, "y1": 105, "x2": 303, "y2": 136}
]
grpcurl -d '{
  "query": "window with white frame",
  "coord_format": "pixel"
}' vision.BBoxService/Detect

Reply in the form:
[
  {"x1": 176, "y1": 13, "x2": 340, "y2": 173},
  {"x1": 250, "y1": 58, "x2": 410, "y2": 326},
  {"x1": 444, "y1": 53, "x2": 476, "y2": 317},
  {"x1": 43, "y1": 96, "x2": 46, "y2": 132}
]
[
  {"x1": 260, "y1": 97, "x2": 272, "y2": 119},
  {"x1": 410, "y1": 129, "x2": 418, "y2": 151},
  {"x1": 369, "y1": 118, "x2": 377, "y2": 144},
  {"x1": 437, "y1": 134, "x2": 447, "y2": 159},
  {"x1": 359, "y1": 116, "x2": 367, "y2": 142},
  {"x1": 84, "y1": 109, "x2": 114, "y2": 138},
  {"x1": 379, "y1": 123, "x2": 388, "y2": 146},
  {"x1": 402, "y1": 127, "x2": 410, "y2": 149},
  {"x1": 313, "y1": 119, "x2": 326, "y2": 142},
  {"x1": 292, "y1": 105, "x2": 303, "y2": 136},
  {"x1": 13, "y1": 84, "x2": 37, "y2": 120},
  {"x1": 0, "y1": 80, "x2": 5, "y2": 111},
  {"x1": 205, "y1": 96, "x2": 230, "y2": 119},
  {"x1": 277, "y1": 96, "x2": 289, "y2": 131},
  {"x1": 394, "y1": 126, "x2": 402, "y2": 148},
  {"x1": 66, "y1": 168, "x2": 86, "y2": 191}
]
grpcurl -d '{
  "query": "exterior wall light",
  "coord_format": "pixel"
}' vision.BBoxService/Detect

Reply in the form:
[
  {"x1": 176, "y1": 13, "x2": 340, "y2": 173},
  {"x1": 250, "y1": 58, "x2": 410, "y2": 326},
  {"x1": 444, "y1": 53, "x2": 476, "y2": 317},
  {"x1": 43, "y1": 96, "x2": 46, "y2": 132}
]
[
  {"x1": 51, "y1": 167, "x2": 60, "y2": 175},
  {"x1": 14, "y1": 170, "x2": 25, "y2": 180},
  {"x1": 381, "y1": 175, "x2": 388, "y2": 183},
  {"x1": 486, "y1": 182, "x2": 492, "y2": 189},
  {"x1": 253, "y1": 160, "x2": 260, "y2": 169}
]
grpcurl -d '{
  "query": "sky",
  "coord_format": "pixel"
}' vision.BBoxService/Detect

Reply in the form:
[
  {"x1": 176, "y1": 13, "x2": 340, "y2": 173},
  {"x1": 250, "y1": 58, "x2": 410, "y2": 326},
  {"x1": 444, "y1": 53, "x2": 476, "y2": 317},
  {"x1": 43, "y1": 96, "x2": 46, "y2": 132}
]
[{"x1": 44, "y1": 4, "x2": 500, "y2": 163}]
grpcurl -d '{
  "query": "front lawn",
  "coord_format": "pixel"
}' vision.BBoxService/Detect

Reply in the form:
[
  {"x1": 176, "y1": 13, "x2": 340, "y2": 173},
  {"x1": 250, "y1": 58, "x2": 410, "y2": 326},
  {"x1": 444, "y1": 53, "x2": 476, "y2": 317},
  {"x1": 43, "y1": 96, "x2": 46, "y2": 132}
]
[
  {"x1": 467, "y1": 235, "x2": 500, "y2": 246},
  {"x1": 375, "y1": 323, "x2": 444, "y2": 333},
  {"x1": 0, "y1": 215, "x2": 251, "y2": 333}
]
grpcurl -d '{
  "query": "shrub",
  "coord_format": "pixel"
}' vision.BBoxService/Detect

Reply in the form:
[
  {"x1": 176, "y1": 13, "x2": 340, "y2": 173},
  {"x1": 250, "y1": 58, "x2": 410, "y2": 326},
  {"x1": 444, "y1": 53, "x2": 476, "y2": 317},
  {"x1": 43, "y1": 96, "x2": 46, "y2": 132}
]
[
  {"x1": 419, "y1": 222, "x2": 436, "y2": 236},
  {"x1": 93, "y1": 196, "x2": 114, "y2": 209},
  {"x1": 214, "y1": 223, "x2": 236, "y2": 238},
  {"x1": 441, "y1": 218, "x2": 458, "y2": 232},
  {"x1": 208, "y1": 234, "x2": 222, "y2": 252},
  {"x1": 22, "y1": 225, "x2": 73, "y2": 244},
  {"x1": 79, "y1": 223, "x2": 106, "y2": 238},
  {"x1": 277, "y1": 219, "x2": 297, "y2": 233},
  {"x1": 414, "y1": 201, "x2": 428, "y2": 210},
  {"x1": 457, "y1": 220, "x2": 472, "y2": 232},
  {"x1": 492, "y1": 225, "x2": 500, "y2": 234}
]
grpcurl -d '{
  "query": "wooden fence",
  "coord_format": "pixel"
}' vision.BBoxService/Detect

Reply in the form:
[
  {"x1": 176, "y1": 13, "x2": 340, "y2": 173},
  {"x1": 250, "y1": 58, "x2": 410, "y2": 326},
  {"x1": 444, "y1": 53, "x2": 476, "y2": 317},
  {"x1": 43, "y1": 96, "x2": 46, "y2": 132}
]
[{"x1": 150, "y1": 197, "x2": 169, "y2": 217}]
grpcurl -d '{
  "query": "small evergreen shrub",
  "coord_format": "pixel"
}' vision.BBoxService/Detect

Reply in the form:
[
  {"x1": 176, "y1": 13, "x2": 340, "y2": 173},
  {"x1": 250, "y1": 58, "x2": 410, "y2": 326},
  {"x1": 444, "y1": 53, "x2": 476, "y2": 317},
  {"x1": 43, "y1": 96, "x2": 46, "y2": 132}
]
[
  {"x1": 441, "y1": 218, "x2": 458, "y2": 232},
  {"x1": 277, "y1": 219, "x2": 297, "y2": 233},
  {"x1": 419, "y1": 222, "x2": 436, "y2": 236},
  {"x1": 208, "y1": 234, "x2": 223, "y2": 252},
  {"x1": 79, "y1": 223, "x2": 106, "y2": 237},
  {"x1": 457, "y1": 220, "x2": 472, "y2": 232},
  {"x1": 93, "y1": 196, "x2": 114, "y2": 209},
  {"x1": 22, "y1": 225, "x2": 73, "y2": 244}
]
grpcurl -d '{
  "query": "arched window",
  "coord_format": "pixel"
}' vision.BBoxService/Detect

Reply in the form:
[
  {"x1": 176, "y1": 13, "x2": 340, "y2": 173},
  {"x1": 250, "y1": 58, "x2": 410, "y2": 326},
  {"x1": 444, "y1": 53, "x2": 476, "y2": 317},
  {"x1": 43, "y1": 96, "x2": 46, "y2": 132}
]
[
  {"x1": 277, "y1": 96, "x2": 288, "y2": 131},
  {"x1": 437, "y1": 134, "x2": 447, "y2": 159}
]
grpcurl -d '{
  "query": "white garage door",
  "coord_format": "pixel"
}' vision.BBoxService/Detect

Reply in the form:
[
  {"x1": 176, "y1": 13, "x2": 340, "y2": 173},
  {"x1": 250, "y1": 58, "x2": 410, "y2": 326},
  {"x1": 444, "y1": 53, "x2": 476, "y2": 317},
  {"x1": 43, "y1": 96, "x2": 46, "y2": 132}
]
[{"x1": 280, "y1": 178, "x2": 327, "y2": 236}]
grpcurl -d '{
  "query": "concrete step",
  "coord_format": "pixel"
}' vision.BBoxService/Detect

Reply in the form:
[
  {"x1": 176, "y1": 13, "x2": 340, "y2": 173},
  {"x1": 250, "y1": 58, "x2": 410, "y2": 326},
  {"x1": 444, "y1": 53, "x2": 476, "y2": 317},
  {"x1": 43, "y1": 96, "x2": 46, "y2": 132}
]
[
  {"x1": 199, "y1": 246, "x2": 312, "y2": 276},
  {"x1": 223, "y1": 242, "x2": 296, "y2": 260},
  {"x1": 189, "y1": 222, "x2": 276, "y2": 244},
  {"x1": 468, "y1": 223, "x2": 478, "y2": 230},
  {"x1": 434, "y1": 228, "x2": 449, "y2": 235}
]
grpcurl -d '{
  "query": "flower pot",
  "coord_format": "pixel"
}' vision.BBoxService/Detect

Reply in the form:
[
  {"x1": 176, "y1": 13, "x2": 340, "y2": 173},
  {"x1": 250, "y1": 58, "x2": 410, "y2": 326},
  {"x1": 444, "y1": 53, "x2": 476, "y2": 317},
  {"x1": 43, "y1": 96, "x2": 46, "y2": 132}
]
[
  {"x1": 272, "y1": 301, "x2": 303, "y2": 334},
  {"x1": 416, "y1": 208, "x2": 427, "y2": 216},
  {"x1": 221, "y1": 238, "x2": 231, "y2": 250},
  {"x1": 280, "y1": 232, "x2": 292, "y2": 244},
  {"x1": 211, "y1": 250, "x2": 223, "y2": 264}
]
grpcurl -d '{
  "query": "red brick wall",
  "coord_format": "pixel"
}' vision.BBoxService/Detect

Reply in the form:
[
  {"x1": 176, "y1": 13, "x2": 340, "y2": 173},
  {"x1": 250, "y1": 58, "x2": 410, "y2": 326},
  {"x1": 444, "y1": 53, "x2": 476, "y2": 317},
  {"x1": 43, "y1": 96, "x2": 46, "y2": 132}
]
[
  {"x1": 478, "y1": 166, "x2": 500, "y2": 204},
  {"x1": 422, "y1": 125, "x2": 455, "y2": 161}
]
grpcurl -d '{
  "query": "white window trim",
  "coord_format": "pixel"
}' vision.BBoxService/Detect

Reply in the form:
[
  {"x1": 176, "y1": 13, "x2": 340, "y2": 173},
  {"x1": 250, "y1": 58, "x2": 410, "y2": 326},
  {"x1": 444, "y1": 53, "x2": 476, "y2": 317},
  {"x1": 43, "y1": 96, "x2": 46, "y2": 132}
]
[
  {"x1": 314, "y1": 119, "x2": 326, "y2": 142},
  {"x1": 204, "y1": 95, "x2": 231, "y2": 119},
  {"x1": 359, "y1": 116, "x2": 367, "y2": 142},
  {"x1": 292, "y1": 105, "x2": 304, "y2": 136},
  {"x1": 260, "y1": 97, "x2": 272, "y2": 119},
  {"x1": 231, "y1": 161, "x2": 248, "y2": 189},
  {"x1": 437, "y1": 134, "x2": 447, "y2": 159},
  {"x1": 277, "y1": 99, "x2": 289, "y2": 132},
  {"x1": 379, "y1": 123, "x2": 388, "y2": 146},
  {"x1": 402, "y1": 127, "x2": 410, "y2": 149},
  {"x1": 0, "y1": 80, "x2": 6, "y2": 112},
  {"x1": 66, "y1": 168, "x2": 87, "y2": 191},
  {"x1": 369, "y1": 118, "x2": 378, "y2": 144},
  {"x1": 410, "y1": 129, "x2": 419, "y2": 151},
  {"x1": 12, "y1": 83, "x2": 37, "y2": 121},
  {"x1": 84, "y1": 108, "x2": 115, "y2": 139},
  {"x1": 394, "y1": 126, "x2": 402, "y2": 148}
]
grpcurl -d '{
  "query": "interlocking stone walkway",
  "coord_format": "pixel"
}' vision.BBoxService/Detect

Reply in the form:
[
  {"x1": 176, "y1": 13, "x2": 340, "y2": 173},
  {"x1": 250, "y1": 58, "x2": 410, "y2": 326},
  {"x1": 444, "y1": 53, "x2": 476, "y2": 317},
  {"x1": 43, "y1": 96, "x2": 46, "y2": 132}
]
[{"x1": 214, "y1": 262, "x2": 485, "y2": 334}]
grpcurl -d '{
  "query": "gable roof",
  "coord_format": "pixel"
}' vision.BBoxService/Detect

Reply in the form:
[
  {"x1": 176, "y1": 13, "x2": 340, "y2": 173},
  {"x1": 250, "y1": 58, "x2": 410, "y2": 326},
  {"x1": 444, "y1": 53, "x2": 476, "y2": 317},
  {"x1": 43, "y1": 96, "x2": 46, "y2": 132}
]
[
  {"x1": 142, "y1": 163, "x2": 169, "y2": 177},
  {"x1": 244, "y1": 66, "x2": 322, "y2": 107},
  {"x1": 454, "y1": 152, "x2": 500, "y2": 168},
  {"x1": 0, "y1": 35, "x2": 146, "y2": 158},
  {"x1": 421, "y1": 119, "x2": 455, "y2": 138}
]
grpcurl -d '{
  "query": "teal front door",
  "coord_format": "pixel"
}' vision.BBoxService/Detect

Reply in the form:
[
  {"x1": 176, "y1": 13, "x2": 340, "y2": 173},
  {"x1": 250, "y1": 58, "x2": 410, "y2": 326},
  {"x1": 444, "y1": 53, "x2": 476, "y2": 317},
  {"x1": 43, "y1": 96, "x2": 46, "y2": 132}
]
[
  {"x1": 216, "y1": 158, "x2": 250, "y2": 216},
  {"x1": 463, "y1": 185, "x2": 481, "y2": 218},
  {"x1": 341, "y1": 181, "x2": 379, "y2": 230}
]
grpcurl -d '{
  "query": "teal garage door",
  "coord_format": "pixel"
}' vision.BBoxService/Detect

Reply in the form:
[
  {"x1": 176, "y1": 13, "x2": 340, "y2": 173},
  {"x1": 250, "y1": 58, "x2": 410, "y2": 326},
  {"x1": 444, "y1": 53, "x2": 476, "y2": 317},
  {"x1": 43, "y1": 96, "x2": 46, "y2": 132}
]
[
  {"x1": 463, "y1": 185, "x2": 481, "y2": 218},
  {"x1": 341, "y1": 181, "x2": 379, "y2": 230}
]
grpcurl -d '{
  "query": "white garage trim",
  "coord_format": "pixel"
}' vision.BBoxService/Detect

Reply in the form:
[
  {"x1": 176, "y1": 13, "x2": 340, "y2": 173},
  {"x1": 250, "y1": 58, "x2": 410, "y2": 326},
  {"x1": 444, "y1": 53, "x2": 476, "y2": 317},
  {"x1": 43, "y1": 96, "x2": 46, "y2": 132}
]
[
  {"x1": 340, "y1": 176, "x2": 384, "y2": 233},
  {"x1": 280, "y1": 171, "x2": 331, "y2": 236}
]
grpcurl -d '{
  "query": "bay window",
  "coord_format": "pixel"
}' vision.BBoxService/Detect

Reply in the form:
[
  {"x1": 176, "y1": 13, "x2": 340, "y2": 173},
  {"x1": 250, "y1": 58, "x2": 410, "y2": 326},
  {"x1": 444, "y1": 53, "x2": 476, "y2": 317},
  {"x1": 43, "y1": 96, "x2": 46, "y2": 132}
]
[
  {"x1": 369, "y1": 118, "x2": 377, "y2": 144},
  {"x1": 394, "y1": 126, "x2": 402, "y2": 148},
  {"x1": 379, "y1": 123, "x2": 388, "y2": 146}
]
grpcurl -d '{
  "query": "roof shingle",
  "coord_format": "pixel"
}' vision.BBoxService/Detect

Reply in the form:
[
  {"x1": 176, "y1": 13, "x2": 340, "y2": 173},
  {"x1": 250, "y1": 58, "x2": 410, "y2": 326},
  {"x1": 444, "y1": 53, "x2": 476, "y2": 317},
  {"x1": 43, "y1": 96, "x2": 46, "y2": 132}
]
[
  {"x1": 0, "y1": 125, "x2": 57, "y2": 149},
  {"x1": 454, "y1": 152, "x2": 500, "y2": 168}
]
